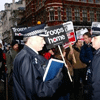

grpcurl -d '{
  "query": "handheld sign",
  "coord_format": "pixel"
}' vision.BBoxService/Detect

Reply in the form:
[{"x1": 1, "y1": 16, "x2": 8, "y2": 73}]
[
  {"x1": 76, "y1": 28, "x2": 88, "y2": 41},
  {"x1": 44, "y1": 23, "x2": 72, "y2": 82},
  {"x1": 44, "y1": 24, "x2": 69, "y2": 49},
  {"x1": 63, "y1": 21, "x2": 76, "y2": 49}
]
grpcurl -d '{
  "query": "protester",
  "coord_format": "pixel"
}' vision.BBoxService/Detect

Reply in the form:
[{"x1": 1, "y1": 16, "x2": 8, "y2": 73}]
[
  {"x1": 91, "y1": 26, "x2": 100, "y2": 100},
  {"x1": 80, "y1": 32, "x2": 94, "y2": 67},
  {"x1": 6, "y1": 40, "x2": 19, "y2": 78},
  {"x1": 0, "y1": 43, "x2": 3, "y2": 80},
  {"x1": 68, "y1": 39, "x2": 87, "y2": 100},
  {"x1": 13, "y1": 24, "x2": 63, "y2": 100},
  {"x1": 53, "y1": 46, "x2": 73, "y2": 100},
  {"x1": 80, "y1": 32, "x2": 95, "y2": 100},
  {"x1": 43, "y1": 48, "x2": 54, "y2": 60}
]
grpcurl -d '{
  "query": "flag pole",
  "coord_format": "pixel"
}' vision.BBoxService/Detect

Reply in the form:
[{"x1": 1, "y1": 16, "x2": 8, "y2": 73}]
[{"x1": 58, "y1": 45, "x2": 73, "y2": 82}]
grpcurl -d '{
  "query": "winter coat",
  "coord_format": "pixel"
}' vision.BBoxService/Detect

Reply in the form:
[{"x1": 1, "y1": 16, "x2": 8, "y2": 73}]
[
  {"x1": 13, "y1": 45, "x2": 63, "y2": 100},
  {"x1": 0, "y1": 48, "x2": 3, "y2": 62},
  {"x1": 68, "y1": 46, "x2": 87, "y2": 69},
  {"x1": 80, "y1": 43, "x2": 94, "y2": 66},
  {"x1": 91, "y1": 48, "x2": 100, "y2": 100},
  {"x1": 6, "y1": 48, "x2": 18, "y2": 74}
]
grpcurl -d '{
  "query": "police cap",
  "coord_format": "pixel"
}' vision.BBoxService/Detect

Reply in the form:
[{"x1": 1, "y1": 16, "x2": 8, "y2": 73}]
[
  {"x1": 21, "y1": 24, "x2": 48, "y2": 37},
  {"x1": 91, "y1": 27, "x2": 100, "y2": 38}
]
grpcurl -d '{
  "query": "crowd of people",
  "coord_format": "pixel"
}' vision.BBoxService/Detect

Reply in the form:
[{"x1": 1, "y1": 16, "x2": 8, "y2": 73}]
[{"x1": 0, "y1": 24, "x2": 100, "y2": 100}]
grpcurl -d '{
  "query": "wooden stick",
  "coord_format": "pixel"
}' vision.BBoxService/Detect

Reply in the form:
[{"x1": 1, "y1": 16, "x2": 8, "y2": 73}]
[{"x1": 58, "y1": 45, "x2": 73, "y2": 82}]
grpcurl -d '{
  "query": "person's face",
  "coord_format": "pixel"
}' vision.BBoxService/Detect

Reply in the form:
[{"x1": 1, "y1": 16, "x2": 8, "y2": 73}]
[
  {"x1": 30, "y1": 36, "x2": 46, "y2": 51},
  {"x1": 91, "y1": 36, "x2": 100, "y2": 50},
  {"x1": 13, "y1": 44, "x2": 19, "y2": 51},
  {"x1": 83, "y1": 35, "x2": 91, "y2": 44},
  {"x1": 76, "y1": 40, "x2": 82, "y2": 48}
]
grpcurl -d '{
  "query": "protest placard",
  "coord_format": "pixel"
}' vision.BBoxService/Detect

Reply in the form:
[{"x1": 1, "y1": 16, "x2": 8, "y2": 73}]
[
  {"x1": 76, "y1": 28, "x2": 88, "y2": 41},
  {"x1": 63, "y1": 21, "x2": 76, "y2": 49},
  {"x1": 44, "y1": 24, "x2": 69, "y2": 49}
]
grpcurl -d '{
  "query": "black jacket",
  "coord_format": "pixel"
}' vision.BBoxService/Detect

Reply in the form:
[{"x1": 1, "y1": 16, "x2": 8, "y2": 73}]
[
  {"x1": 0, "y1": 48, "x2": 3, "y2": 62},
  {"x1": 92, "y1": 48, "x2": 100, "y2": 100},
  {"x1": 13, "y1": 45, "x2": 62, "y2": 100},
  {"x1": 80, "y1": 43, "x2": 94, "y2": 66}
]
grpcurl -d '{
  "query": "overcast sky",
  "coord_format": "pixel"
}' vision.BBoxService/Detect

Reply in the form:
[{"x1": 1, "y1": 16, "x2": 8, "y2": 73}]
[{"x1": 0, "y1": 0, "x2": 19, "y2": 11}]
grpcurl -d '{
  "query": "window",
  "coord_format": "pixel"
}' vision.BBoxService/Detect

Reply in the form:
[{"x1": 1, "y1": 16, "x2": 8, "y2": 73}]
[
  {"x1": 39, "y1": 0, "x2": 41, "y2": 7},
  {"x1": 82, "y1": 9, "x2": 87, "y2": 22},
  {"x1": 95, "y1": 0, "x2": 100, "y2": 3},
  {"x1": 42, "y1": 0, "x2": 46, "y2": 4},
  {"x1": 49, "y1": 8, "x2": 55, "y2": 21},
  {"x1": 88, "y1": 0, "x2": 93, "y2": 3},
  {"x1": 81, "y1": 0, "x2": 86, "y2": 2},
  {"x1": 58, "y1": 7, "x2": 61, "y2": 21},
  {"x1": 74, "y1": 8, "x2": 80, "y2": 21},
  {"x1": 73, "y1": 0, "x2": 79, "y2": 1},
  {"x1": 66, "y1": 8, "x2": 72, "y2": 21},
  {"x1": 36, "y1": 0, "x2": 38, "y2": 10},
  {"x1": 90, "y1": 10, "x2": 94, "y2": 22},
  {"x1": 96, "y1": 10, "x2": 100, "y2": 22},
  {"x1": 43, "y1": 10, "x2": 47, "y2": 22}
]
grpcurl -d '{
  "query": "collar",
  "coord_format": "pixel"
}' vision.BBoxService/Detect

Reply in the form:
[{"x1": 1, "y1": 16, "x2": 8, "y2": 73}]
[
  {"x1": 94, "y1": 48, "x2": 100, "y2": 55},
  {"x1": 29, "y1": 47, "x2": 39, "y2": 54},
  {"x1": 25, "y1": 45, "x2": 38, "y2": 54}
]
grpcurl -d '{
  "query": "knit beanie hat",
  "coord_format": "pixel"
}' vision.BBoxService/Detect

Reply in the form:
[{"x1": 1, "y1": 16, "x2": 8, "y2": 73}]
[{"x1": 11, "y1": 40, "x2": 18, "y2": 47}]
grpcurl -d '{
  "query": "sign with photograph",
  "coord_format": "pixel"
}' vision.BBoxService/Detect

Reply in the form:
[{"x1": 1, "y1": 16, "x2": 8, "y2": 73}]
[{"x1": 63, "y1": 21, "x2": 76, "y2": 49}]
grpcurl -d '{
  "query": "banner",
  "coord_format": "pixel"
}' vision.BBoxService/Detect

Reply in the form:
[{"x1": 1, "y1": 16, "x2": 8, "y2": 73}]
[
  {"x1": 12, "y1": 26, "x2": 30, "y2": 44},
  {"x1": 12, "y1": 27, "x2": 29, "y2": 37},
  {"x1": 44, "y1": 24, "x2": 69, "y2": 49},
  {"x1": 63, "y1": 21, "x2": 76, "y2": 49}
]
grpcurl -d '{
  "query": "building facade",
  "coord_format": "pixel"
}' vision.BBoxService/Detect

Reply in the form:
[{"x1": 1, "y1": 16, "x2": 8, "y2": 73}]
[
  {"x1": 25, "y1": 0, "x2": 100, "y2": 29},
  {"x1": 1, "y1": 0, "x2": 25, "y2": 43}
]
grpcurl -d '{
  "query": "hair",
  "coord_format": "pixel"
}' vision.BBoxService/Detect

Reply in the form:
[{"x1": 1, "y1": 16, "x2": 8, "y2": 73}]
[
  {"x1": 73, "y1": 39, "x2": 81, "y2": 47},
  {"x1": 54, "y1": 45, "x2": 65, "y2": 59},
  {"x1": 83, "y1": 32, "x2": 91, "y2": 38},
  {"x1": 23, "y1": 37, "x2": 29, "y2": 43}
]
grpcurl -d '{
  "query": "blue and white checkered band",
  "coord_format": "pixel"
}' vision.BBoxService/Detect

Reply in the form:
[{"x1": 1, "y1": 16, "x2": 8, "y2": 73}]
[
  {"x1": 20, "y1": 24, "x2": 48, "y2": 37},
  {"x1": 92, "y1": 27, "x2": 100, "y2": 36},
  {"x1": 24, "y1": 29, "x2": 45, "y2": 37}
]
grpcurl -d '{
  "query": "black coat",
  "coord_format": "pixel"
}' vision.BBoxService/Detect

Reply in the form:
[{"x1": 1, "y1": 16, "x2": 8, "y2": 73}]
[
  {"x1": 0, "y1": 48, "x2": 3, "y2": 62},
  {"x1": 92, "y1": 48, "x2": 100, "y2": 100},
  {"x1": 80, "y1": 43, "x2": 94, "y2": 66},
  {"x1": 13, "y1": 45, "x2": 62, "y2": 100}
]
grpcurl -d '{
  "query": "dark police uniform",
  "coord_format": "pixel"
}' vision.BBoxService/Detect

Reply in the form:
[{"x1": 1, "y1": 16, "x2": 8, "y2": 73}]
[
  {"x1": 13, "y1": 24, "x2": 63, "y2": 100},
  {"x1": 13, "y1": 45, "x2": 62, "y2": 100},
  {"x1": 91, "y1": 26, "x2": 100, "y2": 100},
  {"x1": 92, "y1": 49, "x2": 100, "y2": 100}
]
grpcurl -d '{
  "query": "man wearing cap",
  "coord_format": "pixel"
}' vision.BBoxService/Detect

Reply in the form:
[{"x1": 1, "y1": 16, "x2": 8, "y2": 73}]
[
  {"x1": 91, "y1": 26, "x2": 100, "y2": 100},
  {"x1": 13, "y1": 24, "x2": 63, "y2": 100}
]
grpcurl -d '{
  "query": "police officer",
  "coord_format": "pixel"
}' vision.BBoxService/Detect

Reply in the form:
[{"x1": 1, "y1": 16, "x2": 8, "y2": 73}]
[
  {"x1": 13, "y1": 24, "x2": 63, "y2": 100},
  {"x1": 91, "y1": 25, "x2": 100, "y2": 100}
]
